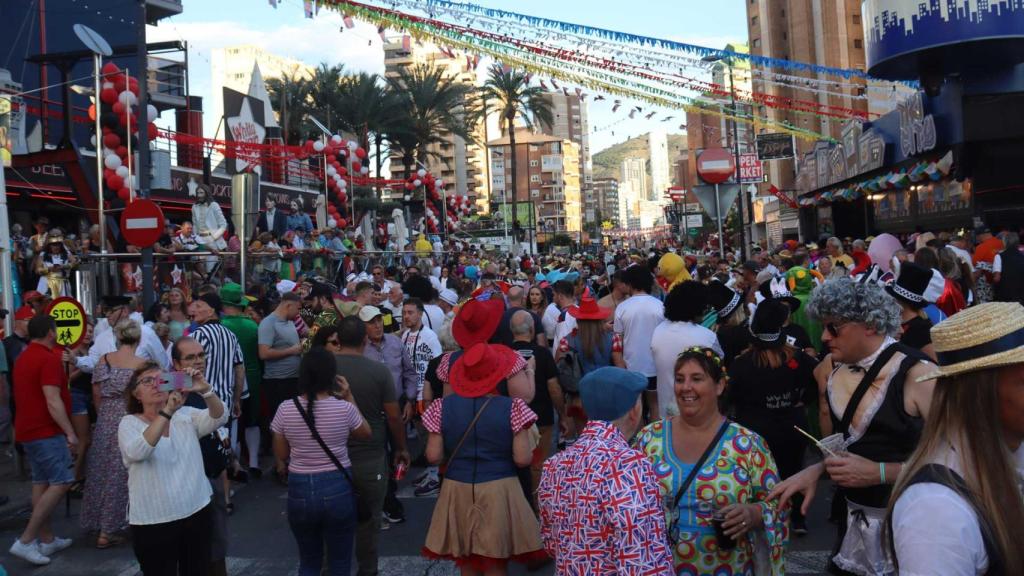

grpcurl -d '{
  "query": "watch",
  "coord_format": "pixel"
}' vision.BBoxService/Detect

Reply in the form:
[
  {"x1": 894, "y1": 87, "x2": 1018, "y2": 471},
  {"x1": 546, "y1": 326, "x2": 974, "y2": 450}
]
[{"x1": 158, "y1": 410, "x2": 173, "y2": 420}]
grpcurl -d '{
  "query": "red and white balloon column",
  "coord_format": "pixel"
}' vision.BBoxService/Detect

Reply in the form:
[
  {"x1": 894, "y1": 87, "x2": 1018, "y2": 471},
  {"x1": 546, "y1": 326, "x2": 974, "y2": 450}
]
[
  {"x1": 91, "y1": 62, "x2": 158, "y2": 204},
  {"x1": 300, "y1": 136, "x2": 370, "y2": 230},
  {"x1": 405, "y1": 168, "x2": 472, "y2": 235}
]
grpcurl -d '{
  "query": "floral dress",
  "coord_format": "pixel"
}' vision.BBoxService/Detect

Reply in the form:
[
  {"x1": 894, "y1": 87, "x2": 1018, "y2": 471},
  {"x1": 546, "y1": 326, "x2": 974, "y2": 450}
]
[
  {"x1": 80, "y1": 359, "x2": 133, "y2": 535},
  {"x1": 634, "y1": 419, "x2": 788, "y2": 576}
]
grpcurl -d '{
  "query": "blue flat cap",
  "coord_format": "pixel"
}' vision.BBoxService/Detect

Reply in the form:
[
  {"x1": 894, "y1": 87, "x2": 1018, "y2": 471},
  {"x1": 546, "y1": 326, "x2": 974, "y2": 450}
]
[{"x1": 580, "y1": 367, "x2": 648, "y2": 422}]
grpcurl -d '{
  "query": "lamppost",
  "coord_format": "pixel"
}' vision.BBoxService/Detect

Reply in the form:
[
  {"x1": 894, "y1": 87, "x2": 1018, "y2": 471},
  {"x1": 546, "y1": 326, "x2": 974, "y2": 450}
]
[{"x1": 702, "y1": 51, "x2": 752, "y2": 261}]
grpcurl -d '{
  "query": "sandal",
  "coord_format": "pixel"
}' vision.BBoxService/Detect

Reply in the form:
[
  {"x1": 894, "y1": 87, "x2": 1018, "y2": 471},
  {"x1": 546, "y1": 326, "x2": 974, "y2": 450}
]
[
  {"x1": 96, "y1": 534, "x2": 126, "y2": 549},
  {"x1": 69, "y1": 480, "x2": 85, "y2": 499}
]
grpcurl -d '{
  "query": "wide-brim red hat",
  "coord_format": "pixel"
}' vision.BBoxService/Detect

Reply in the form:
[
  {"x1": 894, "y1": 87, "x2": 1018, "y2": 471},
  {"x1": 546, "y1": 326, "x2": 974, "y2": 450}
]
[
  {"x1": 450, "y1": 343, "x2": 524, "y2": 398},
  {"x1": 568, "y1": 292, "x2": 611, "y2": 321},
  {"x1": 452, "y1": 297, "x2": 504, "y2": 348}
]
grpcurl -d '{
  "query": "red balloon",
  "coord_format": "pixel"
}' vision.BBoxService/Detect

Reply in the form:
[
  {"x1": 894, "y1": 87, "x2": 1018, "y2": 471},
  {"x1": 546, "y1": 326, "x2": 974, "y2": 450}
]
[
  {"x1": 405, "y1": 182, "x2": 414, "y2": 190},
  {"x1": 116, "y1": 146, "x2": 128, "y2": 158},
  {"x1": 148, "y1": 123, "x2": 158, "y2": 140},
  {"x1": 112, "y1": 101, "x2": 126, "y2": 118},
  {"x1": 338, "y1": 167, "x2": 347, "y2": 176},
  {"x1": 106, "y1": 174, "x2": 123, "y2": 190},
  {"x1": 100, "y1": 88, "x2": 118, "y2": 105},
  {"x1": 355, "y1": 148, "x2": 367, "y2": 160},
  {"x1": 351, "y1": 161, "x2": 362, "y2": 172},
  {"x1": 336, "y1": 218, "x2": 346, "y2": 228},
  {"x1": 117, "y1": 187, "x2": 131, "y2": 200},
  {"x1": 102, "y1": 133, "x2": 121, "y2": 149},
  {"x1": 101, "y1": 62, "x2": 120, "y2": 78},
  {"x1": 113, "y1": 77, "x2": 127, "y2": 94}
]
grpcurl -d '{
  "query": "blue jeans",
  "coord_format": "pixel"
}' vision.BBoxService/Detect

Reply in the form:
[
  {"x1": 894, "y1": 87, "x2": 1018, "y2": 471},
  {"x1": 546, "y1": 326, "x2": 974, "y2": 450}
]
[{"x1": 287, "y1": 469, "x2": 357, "y2": 576}]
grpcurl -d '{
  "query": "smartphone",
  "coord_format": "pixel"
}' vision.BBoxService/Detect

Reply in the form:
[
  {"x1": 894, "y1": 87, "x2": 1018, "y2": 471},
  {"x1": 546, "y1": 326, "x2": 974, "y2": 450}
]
[{"x1": 159, "y1": 371, "x2": 193, "y2": 392}]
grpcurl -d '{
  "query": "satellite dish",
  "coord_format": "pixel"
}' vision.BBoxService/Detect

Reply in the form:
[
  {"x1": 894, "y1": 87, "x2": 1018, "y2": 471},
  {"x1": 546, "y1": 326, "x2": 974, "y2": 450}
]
[{"x1": 73, "y1": 24, "x2": 112, "y2": 57}]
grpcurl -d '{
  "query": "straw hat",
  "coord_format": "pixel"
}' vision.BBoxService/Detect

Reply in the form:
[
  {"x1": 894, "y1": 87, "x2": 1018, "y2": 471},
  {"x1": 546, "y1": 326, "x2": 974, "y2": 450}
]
[{"x1": 918, "y1": 302, "x2": 1024, "y2": 381}]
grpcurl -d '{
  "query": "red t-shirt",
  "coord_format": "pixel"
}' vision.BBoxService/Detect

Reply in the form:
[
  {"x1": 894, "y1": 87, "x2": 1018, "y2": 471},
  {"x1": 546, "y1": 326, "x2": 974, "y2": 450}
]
[{"x1": 13, "y1": 342, "x2": 69, "y2": 442}]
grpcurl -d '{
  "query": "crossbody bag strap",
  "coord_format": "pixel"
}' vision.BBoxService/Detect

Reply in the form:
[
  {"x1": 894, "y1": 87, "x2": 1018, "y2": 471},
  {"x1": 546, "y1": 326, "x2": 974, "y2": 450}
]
[
  {"x1": 672, "y1": 418, "x2": 731, "y2": 511},
  {"x1": 442, "y1": 397, "x2": 494, "y2": 470},
  {"x1": 839, "y1": 344, "x2": 902, "y2": 437},
  {"x1": 292, "y1": 398, "x2": 356, "y2": 487}
]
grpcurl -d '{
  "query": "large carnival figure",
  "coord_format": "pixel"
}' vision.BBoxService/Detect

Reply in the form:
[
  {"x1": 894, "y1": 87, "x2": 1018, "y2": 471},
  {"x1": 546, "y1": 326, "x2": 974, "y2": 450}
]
[{"x1": 35, "y1": 230, "x2": 77, "y2": 297}]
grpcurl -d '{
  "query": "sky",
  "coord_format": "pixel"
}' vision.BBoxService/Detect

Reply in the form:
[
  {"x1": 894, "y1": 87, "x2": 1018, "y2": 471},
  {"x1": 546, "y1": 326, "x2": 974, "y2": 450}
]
[{"x1": 148, "y1": 0, "x2": 748, "y2": 154}]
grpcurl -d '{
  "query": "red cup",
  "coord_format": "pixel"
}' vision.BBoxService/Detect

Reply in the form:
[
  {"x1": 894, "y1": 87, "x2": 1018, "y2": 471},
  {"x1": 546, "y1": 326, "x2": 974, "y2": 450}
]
[{"x1": 394, "y1": 462, "x2": 407, "y2": 481}]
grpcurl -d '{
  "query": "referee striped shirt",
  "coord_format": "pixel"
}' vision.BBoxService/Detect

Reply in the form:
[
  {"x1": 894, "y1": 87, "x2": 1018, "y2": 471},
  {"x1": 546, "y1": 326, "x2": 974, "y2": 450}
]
[{"x1": 191, "y1": 321, "x2": 244, "y2": 413}]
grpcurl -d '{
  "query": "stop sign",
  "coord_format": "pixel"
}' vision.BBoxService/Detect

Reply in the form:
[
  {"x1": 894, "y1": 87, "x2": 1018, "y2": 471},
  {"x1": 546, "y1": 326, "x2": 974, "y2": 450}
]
[
  {"x1": 697, "y1": 148, "x2": 736, "y2": 185},
  {"x1": 120, "y1": 199, "x2": 166, "y2": 248}
]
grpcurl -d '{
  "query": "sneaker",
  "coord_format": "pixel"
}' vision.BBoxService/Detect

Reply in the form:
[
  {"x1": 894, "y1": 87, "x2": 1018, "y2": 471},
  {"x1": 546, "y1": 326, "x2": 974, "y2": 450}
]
[
  {"x1": 412, "y1": 471, "x2": 431, "y2": 488},
  {"x1": 413, "y1": 477, "x2": 440, "y2": 498},
  {"x1": 9, "y1": 539, "x2": 49, "y2": 565},
  {"x1": 38, "y1": 536, "x2": 72, "y2": 556},
  {"x1": 380, "y1": 520, "x2": 391, "y2": 531},
  {"x1": 382, "y1": 511, "x2": 406, "y2": 524}
]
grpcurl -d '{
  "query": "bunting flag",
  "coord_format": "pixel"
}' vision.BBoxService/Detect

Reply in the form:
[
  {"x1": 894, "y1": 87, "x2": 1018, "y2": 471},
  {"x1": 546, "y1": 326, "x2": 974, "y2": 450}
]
[
  {"x1": 304, "y1": 0, "x2": 313, "y2": 18},
  {"x1": 343, "y1": 14, "x2": 355, "y2": 27},
  {"x1": 269, "y1": 0, "x2": 278, "y2": 7}
]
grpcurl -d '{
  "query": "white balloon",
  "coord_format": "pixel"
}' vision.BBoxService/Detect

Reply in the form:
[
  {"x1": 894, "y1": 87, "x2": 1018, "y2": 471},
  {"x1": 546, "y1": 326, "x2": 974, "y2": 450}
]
[
  {"x1": 90, "y1": 134, "x2": 97, "y2": 147},
  {"x1": 360, "y1": 166, "x2": 369, "y2": 175},
  {"x1": 146, "y1": 104, "x2": 158, "y2": 123},
  {"x1": 104, "y1": 154, "x2": 122, "y2": 170},
  {"x1": 347, "y1": 140, "x2": 358, "y2": 151},
  {"x1": 417, "y1": 168, "x2": 427, "y2": 178},
  {"x1": 331, "y1": 134, "x2": 343, "y2": 144},
  {"x1": 413, "y1": 179, "x2": 422, "y2": 187},
  {"x1": 102, "y1": 81, "x2": 114, "y2": 91},
  {"x1": 312, "y1": 140, "x2": 325, "y2": 152},
  {"x1": 118, "y1": 90, "x2": 137, "y2": 107},
  {"x1": 436, "y1": 179, "x2": 444, "y2": 188},
  {"x1": 115, "y1": 166, "x2": 129, "y2": 179},
  {"x1": 328, "y1": 218, "x2": 337, "y2": 228},
  {"x1": 326, "y1": 166, "x2": 337, "y2": 177}
]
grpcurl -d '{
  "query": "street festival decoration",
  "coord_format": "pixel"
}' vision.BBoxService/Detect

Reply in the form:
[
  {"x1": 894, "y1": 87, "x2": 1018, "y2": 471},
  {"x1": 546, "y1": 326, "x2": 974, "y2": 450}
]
[{"x1": 403, "y1": 168, "x2": 473, "y2": 234}]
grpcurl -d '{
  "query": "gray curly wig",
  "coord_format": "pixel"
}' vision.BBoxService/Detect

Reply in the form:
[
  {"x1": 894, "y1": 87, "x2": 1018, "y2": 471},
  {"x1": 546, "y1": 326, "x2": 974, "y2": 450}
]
[{"x1": 806, "y1": 277, "x2": 902, "y2": 337}]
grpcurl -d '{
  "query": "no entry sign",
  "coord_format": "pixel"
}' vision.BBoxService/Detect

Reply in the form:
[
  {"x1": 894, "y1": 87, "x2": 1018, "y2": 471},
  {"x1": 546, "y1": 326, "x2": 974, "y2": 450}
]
[
  {"x1": 46, "y1": 297, "x2": 87, "y2": 348},
  {"x1": 696, "y1": 148, "x2": 735, "y2": 185},
  {"x1": 120, "y1": 199, "x2": 166, "y2": 248}
]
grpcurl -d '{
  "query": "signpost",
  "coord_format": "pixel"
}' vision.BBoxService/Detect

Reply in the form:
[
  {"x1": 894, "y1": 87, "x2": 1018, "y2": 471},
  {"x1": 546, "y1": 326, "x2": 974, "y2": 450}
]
[
  {"x1": 46, "y1": 297, "x2": 87, "y2": 349},
  {"x1": 696, "y1": 148, "x2": 737, "y2": 256},
  {"x1": 756, "y1": 133, "x2": 796, "y2": 160},
  {"x1": 120, "y1": 199, "x2": 166, "y2": 248}
]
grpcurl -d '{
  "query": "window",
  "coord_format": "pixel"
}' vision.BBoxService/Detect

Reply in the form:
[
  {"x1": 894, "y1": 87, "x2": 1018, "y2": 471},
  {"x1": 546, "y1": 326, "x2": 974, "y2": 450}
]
[
  {"x1": 529, "y1": 159, "x2": 539, "y2": 167},
  {"x1": 752, "y1": 38, "x2": 761, "y2": 48},
  {"x1": 751, "y1": 16, "x2": 758, "y2": 26},
  {"x1": 530, "y1": 174, "x2": 541, "y2": 183},
  {"x1": 853, "y1": 14, "x2": 861, "y2": 24},
  {"x1": 854, "y1": 39, "x2": 863, "y2": 49}
]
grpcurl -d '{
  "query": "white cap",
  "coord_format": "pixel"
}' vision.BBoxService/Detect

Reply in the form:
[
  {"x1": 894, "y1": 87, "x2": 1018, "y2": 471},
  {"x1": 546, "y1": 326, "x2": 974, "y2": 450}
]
[
  {"x1": 358, "y1": 305, "x2": 383, "y2": 322},
  {"x1": 276, "y1": 280, "x2": 297, "y2": 294},
  {"x1": 439, "y1": 289, "x2": 458, "y2": 307}
]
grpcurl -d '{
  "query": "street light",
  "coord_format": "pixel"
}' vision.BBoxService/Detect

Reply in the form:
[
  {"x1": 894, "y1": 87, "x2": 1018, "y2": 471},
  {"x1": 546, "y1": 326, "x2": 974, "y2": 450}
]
[{"x1": 702, "y1": 51, "x2": 751, "y2": 260}]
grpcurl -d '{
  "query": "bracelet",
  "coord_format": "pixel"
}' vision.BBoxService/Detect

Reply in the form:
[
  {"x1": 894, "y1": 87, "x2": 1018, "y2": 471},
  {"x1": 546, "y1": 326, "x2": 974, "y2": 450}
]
[
  {"x1": 201, "y1": 390, "x2": 216, "y2": 399},
  {"x1": 879, "y1": 462, "x2": 886, "y2": 484},
  {"x1": 158, "y1": 410, "x2": 173, "y2": 420}
]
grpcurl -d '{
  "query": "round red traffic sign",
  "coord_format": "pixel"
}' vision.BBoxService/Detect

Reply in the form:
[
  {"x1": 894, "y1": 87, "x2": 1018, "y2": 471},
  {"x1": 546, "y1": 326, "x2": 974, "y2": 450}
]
[
  {"x1": 697, "y1": 148, "x2": 736, "y2": 185},
  {"x1": 120, "y1": 199, "x2": 166, "y2": 248}
]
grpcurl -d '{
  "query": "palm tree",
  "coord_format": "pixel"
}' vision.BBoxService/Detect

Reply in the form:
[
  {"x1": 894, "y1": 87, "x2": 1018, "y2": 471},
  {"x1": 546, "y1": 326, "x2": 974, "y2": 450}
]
[
  {"x1": 386, "y1": 64, "x2": 479, "y2": 179},
  {"x1": 307, "y1": 63, "x2": 346, "y2": 133},
  {"x1": 266, "y1": 67, "x2": 311, "y2": 144},
  {"x1": 481, "y1": 65, "x2": 554, "y2": 243},
  {"x1": 336, "y1": 73, "x2": 406, "y2": 179}
]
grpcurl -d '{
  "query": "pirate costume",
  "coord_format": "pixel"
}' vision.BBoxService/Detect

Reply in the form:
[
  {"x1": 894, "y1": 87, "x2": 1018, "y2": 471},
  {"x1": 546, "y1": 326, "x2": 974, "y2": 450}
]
[{"x1": 36, "y1": 231, "x2": 76, "y2": 298}]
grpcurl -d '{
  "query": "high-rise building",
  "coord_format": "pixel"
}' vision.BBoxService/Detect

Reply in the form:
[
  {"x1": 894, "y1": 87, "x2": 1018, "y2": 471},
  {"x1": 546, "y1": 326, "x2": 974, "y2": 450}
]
[
  {"x1": 210, "y1": 45, "x2": 312, "y2": 138},
  {"x1": 648, "y1": 129, "x2": 671, "y2": 201},
  {"x1": 538, "y1": 92, "x2": 593, "y2": 218},
  {"x1": 593, "y1": 178, "x2": 621, "y2": 227},
  {"x1": 619, "y1": 157, "x2": 648, "y2": 229},
  {"x1": 487, "y1": 129, "x2": 582, "y2": 241},
  {"x1": 383, "y1": 36, "x2": 492, "y2": 207}
]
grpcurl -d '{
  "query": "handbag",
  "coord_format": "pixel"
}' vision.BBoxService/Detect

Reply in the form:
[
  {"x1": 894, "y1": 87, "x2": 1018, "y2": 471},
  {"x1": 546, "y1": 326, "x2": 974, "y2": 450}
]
[
  {"x1": 667, "y1": 418, "x2": 730, "y2": 544},
  {"x1": 439, "y1": 397, "x2": 493, "y2": 475},
  {"x1": 292, "y1": 398, "x2": 371, "y2": 523}
]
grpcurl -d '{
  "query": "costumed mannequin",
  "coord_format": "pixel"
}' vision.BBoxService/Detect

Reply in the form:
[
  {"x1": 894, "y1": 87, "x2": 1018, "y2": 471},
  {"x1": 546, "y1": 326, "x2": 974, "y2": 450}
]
[
  {"x1": 36, "y1": 230, "x2": 77, "y2": 297},
  {"x1": 314, "y1": 195, "x2": 327, "y2": 231},
  {"x1": 191, "y1": 186, "x2": 228, "y2": 251},
  {"x1": 392, "y1": 208, "x2": 408, "y2": 253}
]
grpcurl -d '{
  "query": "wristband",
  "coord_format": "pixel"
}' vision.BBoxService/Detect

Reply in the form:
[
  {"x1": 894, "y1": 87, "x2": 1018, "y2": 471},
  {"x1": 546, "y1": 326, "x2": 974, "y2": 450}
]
[
  {"x1": 158, "y1": 410, "x2": 174, "y2": 420},
  {"x1": 879, "y1": 462, "x2": 886, "y2": 484},
  {"x1": 201, "y1": 390, "x2": 216, "y2": 399}
]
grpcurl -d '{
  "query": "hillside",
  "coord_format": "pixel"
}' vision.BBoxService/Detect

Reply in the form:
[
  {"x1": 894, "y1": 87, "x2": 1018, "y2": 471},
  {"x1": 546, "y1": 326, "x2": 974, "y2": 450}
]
[{"x1": 592, "y1": 133, "x2": 687, "y2": 182}]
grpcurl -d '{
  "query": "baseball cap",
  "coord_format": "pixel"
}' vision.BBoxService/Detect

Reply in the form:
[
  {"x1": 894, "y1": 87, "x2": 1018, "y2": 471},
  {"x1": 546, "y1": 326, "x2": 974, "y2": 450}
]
[
  {"x1": 439, "y1": 289, "x2": 458, "y2": 307},
  {"x1": 14, "y1": 306, "x2": 34, "y2": 321},
  {"x1": 579, "y1": 367, "x2": 648, "y2": 422},
  {"x1": 358, "y1": 305, "x2": 384, "y2": 322}
]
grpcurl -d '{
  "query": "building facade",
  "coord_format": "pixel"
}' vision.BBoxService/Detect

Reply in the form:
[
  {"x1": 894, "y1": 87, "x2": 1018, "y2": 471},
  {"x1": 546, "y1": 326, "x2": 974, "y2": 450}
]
[
  {"x1": 539, "y1": 92, "x2": 593, "y2": 229},
  {"x1": 593, "y1": 178, "x2": 621, "y2": 227}
]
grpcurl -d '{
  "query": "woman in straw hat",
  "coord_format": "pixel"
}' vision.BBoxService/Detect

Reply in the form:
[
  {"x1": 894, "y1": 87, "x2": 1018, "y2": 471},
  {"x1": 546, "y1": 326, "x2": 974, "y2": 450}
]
[
  {"x1": 421, "y1": 342, "x2": 546, "y2": 574},
  {"x1": 886, "y1": 302, "x2": 1024, "y2": 575}
]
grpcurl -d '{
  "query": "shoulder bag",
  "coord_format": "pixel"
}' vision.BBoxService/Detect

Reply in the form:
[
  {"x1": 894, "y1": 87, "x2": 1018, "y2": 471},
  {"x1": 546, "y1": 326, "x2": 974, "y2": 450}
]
[
  {"x1": 292, "y1": 398, "x2": 371, "y2": 523},
  {"x1": 667, "y1": 418, "x2": 731, "y2": 544}
]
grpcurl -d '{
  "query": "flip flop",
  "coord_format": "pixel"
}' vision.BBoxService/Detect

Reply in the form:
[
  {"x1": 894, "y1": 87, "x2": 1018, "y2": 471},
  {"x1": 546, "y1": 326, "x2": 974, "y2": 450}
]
[{"x1": 96, "y1": 535, "x2": 126, "y2": 549}]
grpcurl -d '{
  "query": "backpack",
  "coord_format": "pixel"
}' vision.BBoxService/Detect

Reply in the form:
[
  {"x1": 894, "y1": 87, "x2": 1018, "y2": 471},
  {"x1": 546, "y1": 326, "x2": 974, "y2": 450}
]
[{"x1": 556, "y1": 347, "x2": 584, "y2": 394}]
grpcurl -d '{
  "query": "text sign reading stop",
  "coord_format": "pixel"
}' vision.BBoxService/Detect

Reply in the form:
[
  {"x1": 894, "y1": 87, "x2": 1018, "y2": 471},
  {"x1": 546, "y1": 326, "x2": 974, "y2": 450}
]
[
  {"x1": 696, "y1": 148, "x2": 736, "y2": 185},
  {"x1": 46, "y1": 297, "x2": 87, "y2": 349},
  {"x1": 120, "y1": 199, "x2": 166, "y2": 248}
]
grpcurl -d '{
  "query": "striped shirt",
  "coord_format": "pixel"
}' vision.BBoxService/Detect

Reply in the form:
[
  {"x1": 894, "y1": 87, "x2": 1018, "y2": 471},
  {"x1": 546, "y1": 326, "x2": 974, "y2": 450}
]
[
  {"x1": 191, "y1": 322, "x2": 244, "y2": 413},
  {"x1": 271, "y1": 397, "x2": 364, "y2": 473}
]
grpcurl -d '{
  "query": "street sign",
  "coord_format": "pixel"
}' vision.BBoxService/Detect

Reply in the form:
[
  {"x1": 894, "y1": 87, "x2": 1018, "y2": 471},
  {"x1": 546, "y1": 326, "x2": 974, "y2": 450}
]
[
  {"x1": 739, "y1": 153, "x2": 764, "y2": 183},
  {"x1": 120, "y1": 199, "x2": 166, "y2": 248},
  {"x1": 46, "y1": 297, "x2": 87, "y2": 348},
  {"x1": 685, "y1": 214, "x2": 703, "y2": 229},
  {"x1": 756, "y1": 133, "x2": 795, "y2": 160},
  {"x1": 696, "y1": 148, "x2": 735, "y2": 185}
]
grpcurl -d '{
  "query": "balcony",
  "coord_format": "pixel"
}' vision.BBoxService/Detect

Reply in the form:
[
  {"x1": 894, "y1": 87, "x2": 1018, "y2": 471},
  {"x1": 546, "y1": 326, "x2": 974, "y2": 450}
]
[
  {"x1": 148, "y1": 55, "x2": 187, "y2": 110},
  {"x1": 146, "y1": 0, "x2": 183, "y2": 23}
]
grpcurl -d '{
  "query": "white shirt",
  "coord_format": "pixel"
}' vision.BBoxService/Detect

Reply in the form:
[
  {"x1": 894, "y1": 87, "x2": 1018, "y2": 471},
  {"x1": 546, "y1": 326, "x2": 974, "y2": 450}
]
[
  {"x1": 948, "y1": 245, "x2": 975, "y2": 273},
  {"x1": 551, "y1": 312, "x2": 578, "y2": 358},
  {"x1": 892, "y1": 444, "x2": 1024, "y2": 576},
  {"x1": 613, "y1": 293, "x2": 664, "y2": 377},
  {"x1": 542, "y1": 302, "x2": 562, "y2": 341},
  {"x1": 78, "y1": 317, "x2": 169, "y2": 373},
  {"x1": 993, "y1": 254, "x2": 1002, "y2": 274},
  {"x1": 400, "y1": 326, "x2": 442, "y2": 399},
  {"x1": 118, "y1": 407, "x2": 228, "y2": 525},
  {"x1": 423, "y1": 304, "x2": 446, "y2": 333},
  {"x1": 650, "y1": 321, "x2": 723, "y2": 418}
]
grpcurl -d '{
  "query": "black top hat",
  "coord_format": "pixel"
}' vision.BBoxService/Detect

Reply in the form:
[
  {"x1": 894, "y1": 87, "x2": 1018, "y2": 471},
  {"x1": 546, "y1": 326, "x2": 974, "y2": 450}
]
[
  {"x1": 886, "y1": 261, "x2": 945, "y2": 309},
  {"x1": 749, "y1": 299, "x2": 790, "y2": 348},
  {"x1": 707, "y1": 280, "x2": 742, "y2": 321},
  {"x1": 757, "y1": 275, "x2": 801, "y2": 312}
]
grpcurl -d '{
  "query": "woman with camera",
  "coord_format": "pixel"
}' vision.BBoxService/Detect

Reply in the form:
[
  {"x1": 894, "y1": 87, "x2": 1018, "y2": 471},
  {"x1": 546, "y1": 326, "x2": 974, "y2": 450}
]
[
  {"x1": 117, "y1": 360, "x2": 226, "y2": 575},
  {"x1": 271, "y1": 347, "x2": 371, "y2": 576}
]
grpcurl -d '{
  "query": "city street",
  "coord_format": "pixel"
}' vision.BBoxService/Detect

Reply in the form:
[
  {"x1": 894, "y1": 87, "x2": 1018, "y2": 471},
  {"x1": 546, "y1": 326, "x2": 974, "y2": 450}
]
[{"x1": 0, "y1": 458, "x2": 838, "y2": 575}]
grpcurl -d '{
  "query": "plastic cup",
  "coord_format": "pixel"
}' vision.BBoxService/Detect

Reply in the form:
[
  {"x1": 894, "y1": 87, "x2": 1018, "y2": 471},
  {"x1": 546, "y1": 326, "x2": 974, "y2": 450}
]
[
  {"x1": 712, "y1": 510, "x2": 737, "y2": 550},
  {"x1": 818, "y1": 433, "x2": 848, "y2": 457}
]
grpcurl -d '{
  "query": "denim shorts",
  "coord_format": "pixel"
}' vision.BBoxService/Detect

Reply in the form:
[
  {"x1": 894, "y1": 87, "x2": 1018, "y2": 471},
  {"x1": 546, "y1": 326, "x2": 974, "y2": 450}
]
[
  {"x1": 22, "y1": 435, "x2": 74, "y2": 485},
  {"x1": 70, "y1": 388, "x2": 90, "y2": 416}
]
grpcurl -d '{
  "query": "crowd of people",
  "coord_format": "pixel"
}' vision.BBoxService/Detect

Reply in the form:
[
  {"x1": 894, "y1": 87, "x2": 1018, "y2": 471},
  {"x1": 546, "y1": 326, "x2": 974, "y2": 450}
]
[{"x1": 1, "y1": 223, "x2": 1022, "y2": 576}]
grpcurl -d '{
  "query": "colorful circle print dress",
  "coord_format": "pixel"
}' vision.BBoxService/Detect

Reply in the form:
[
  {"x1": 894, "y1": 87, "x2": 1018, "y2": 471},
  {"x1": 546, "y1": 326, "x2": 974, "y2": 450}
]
[{"x1": 634, "y1": 419, "x2": 789, "y2": 576}]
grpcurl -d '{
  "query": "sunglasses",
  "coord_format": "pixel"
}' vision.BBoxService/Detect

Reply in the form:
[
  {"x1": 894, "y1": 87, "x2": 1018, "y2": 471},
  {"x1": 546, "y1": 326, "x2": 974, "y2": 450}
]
[{"x1": 825, "y1": 321, "x2": 850, "y2": 337}]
